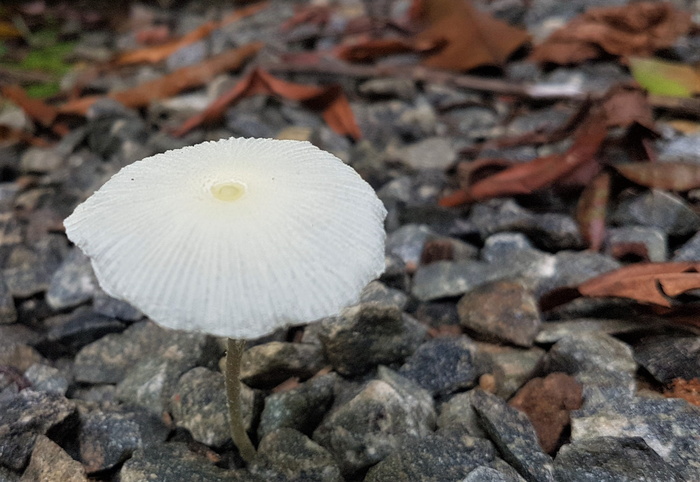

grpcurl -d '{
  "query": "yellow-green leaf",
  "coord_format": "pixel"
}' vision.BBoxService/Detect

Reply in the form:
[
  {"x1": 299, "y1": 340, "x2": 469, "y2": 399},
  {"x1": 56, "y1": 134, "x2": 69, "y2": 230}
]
[{"x1": 629, "y1": 56, "x2": 700, "y2": 98}]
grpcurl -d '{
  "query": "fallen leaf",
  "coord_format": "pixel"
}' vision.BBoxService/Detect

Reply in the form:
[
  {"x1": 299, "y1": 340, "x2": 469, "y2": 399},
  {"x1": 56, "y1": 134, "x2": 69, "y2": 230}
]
[
  {"x1": 609, "y1": 242, "x2": 651, "y2": 262},
  {"x1": 58, "y1": 42, "x2": 263, "y2": 115},
  {"x1": 1, "y1": 84, "x2": 68, "y2": 136},
  {"x1": 173, "y1": 67, "x2": 361, "y2": 140},
  {"x1": 114, "y1": 2, "x2": 269, "y2": 65},
  {"x1": 602, "y1": 85, "x2": 656, "y2": 132},
  {"x1": 630, "y1": 57, "x2": 700, "y2": 98},
  {"x1": 614, "y1": 162, "x2": 700, "y2": 191},
  {"x1": 337, "y1": 37, "x2": 441, "y2": 63},
  {"x1": 531, "y1": 2, "x2": 691, "y2": 64},
  {"x1": 439, "y1": 110, "x2": 608, "y2": 206},
  {"x1": 414, "y1": 0, "x2": 530, "y2": 71},
  {"x1": 576, "y1": 171, "x2": 610, "y2": 252},
  {"x1": 580, "y1": 262, "x2": 700, "y2": 307}
]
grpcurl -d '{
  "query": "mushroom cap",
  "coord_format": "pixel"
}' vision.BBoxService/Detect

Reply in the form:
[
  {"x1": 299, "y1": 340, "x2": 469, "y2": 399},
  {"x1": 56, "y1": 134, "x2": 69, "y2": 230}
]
[{"x1": 65, "y1": 137, "x2": 387, "y2": 339}]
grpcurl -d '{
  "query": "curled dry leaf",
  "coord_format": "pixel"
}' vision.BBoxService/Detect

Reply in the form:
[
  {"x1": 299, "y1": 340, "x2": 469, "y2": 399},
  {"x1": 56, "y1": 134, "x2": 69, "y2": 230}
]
[
  {"x1": 114, "y1": 2, "x2": 269, "y2": 65},
  {"x1": 541, "y1": 262, "x2": 700, "y2": 312},
  {"x1": 439, "y1": 110, "x2": 608, "y2": 207},
  {"x1": 602, "y1": 85, "x2": 656, "y2": 133},
  {"x1": 531, "y1": 1, "x2": 691, "y2": 64},
  {"x1": 614, "y1": 162, "x2": 700, "y2": 192},
  {"x1": 413, "y1": 0, "x2": 530, "y2": 71},
  {"x1": 576, "y1": 170, "x2": 610, "y2": 252},
  {"x1": 58, "y1": 43, "x2": 263, "y2": 115},
  {"x1": 173, "y1": 67, "x2": 361, "y2": 140}
]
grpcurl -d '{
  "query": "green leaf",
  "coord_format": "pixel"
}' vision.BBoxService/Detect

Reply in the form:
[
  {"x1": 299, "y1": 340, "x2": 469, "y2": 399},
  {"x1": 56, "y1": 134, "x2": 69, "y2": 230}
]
[{"x1": 629, "y1": 56, "x2": 700, "y2": 98}]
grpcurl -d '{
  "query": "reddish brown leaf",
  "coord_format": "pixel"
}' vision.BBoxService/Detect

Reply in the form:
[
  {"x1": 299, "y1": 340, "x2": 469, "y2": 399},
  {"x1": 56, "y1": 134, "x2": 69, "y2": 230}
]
[
  {"x1": 439, "y1": 112, "x2": 608, "y2": 207},
  {"x1": 576, "y1": 170, "x2": 610, "y2": 251},
  {"x1": 336, "y1": 37, "x2": 441, "y2": 63},
  {"x1": 173, "y1": 67, "x2": 361, "y2": 140},
  {"x1": 609, "y1": 242, "x2": 651, "y2": 262},
  {"x1": 603, "y1": 85, "x2": 656, "y2": 132},
  {"x1": 579, "y1": 262, "x2": 700, "y2": 308},
  {"x1": 414, "y1": 0, "x2": 530, "y2": 71},
  {"x1": 58, "y1": 43, "x2": 263, "y2": 116},
  {"x1": 114, "y1": 2, "x2": 269, "y2": 65},
  {"x1": 614, "y1": 162, "x2": 700, "y2": 191},
  {"x1": 531, "y1": 2, "x2": 691, "y2": 64},
  {"x1": 1, "y1": 85, "x2": 58, "y2": 127}
]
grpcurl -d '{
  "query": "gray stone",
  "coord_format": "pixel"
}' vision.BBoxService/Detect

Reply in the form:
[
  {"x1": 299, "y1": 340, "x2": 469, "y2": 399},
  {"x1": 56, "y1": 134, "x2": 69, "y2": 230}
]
[
  {"x1": 0, "y1": 343, "x2": 45, "y2": 373},
  {"x1": 359, "y1": 280, "x2": 409, "y2": 310},
  {"x1": 442, "y1": 105, "x2": 499, "y2": 139},
  {"x1": 539, "y1": 251, "x2": 621, "y2": 297},
  {"x1": 392, "y1": 137, "x2": 456, "y2": 171},
  {"x1": 0, "y1": 275, "x2": 16, "y2": 325},
  {"x1": 46, "y1": 248, "x2": 97, "y2": 310},
  {"x1": 166, "y1": 39, "x2": 207, "y2": 70},
  {"x1": 258, "y1": 373, "x2": 337, "y2": 439},
  {"x1": 313, "y1": 367, "x2": 436, "y2": 475},
  {"x1": 463, "y1": 465, "x2": 521, "y2": 481},
  {"x1": 398, "y1": 336, "x2": 479, "y2": 396},
  {"x1": 673, "y1": 232, "x2": 700, "y2": 261},
  {"x1": 0, "y1": 390, "x2": 75, "y2": 470},
  {"x1": 78, "y1": 403, "x2": 168, "y2": 472},
  {"x1": 171, "y1": 367, "x2": 255, "y2": 447},
  {"x1": 605, "y1": 226, "x2": 667, "y2": 262},
  {"x1": 412, "y1": 260, "x2": 500, "y2": 301},
  {"x1": 553, "y1": 436, "x2": 684, "y2": 482},
  {"x1": 542, "y1": 332, "x2": 637, "y2": 393},
  {"x1": 74, "y1": 321, "x2": 218, "y2": 384},
  {"x1": 20, "y1": 147, "x2": 65, "y2": 173},
  {"x1": 92, "y1": 289, "x2": 143, "y2": 321},
  {"x1": 458, "y1": 200, "x2": 583, "y2": 250},
  {"x1": 251, "y1": 428, "x2": 342, "y2": 482},
  {"x1": 658, "y1": 134, "x2": 700, "y2": 163},
  {"x1": 318, "y1": 303, "x2": 426, "y2": 377},
  {"x1": 476, "y1": 343, "x2": 546, "y2": 400},
  {"x1": 634, "y1": 335, "x2": 700, "y2": 384},
  {"x1": 458, "y1": 280, "x2": 541, "y2": 347},
  {"x1": 19, "y1": 435, "x2": 88, "y2": 482},
  {"x1": 23, "y1": 364, "x2": 68, "y2": 396},
  {"x1": 535, "y1": 318, "x2": 668, "y2": 344},
  {"x1": 0, "y1": 466, "x2": 19, "y2": 482},
  {"x1": 45, "y1": 308, "x2": 125, "y2": 354},
  {"x1": 3, "y1": 242, "x2": 63, "y2": 298},
  {"x1": 120, "y1": 442, "x2": 245, "y2": 482},
  {"x1": 612, "y1": 190, "x2": 700, "y2": 236},
  {"x1": 386, "y1": 224, "x2": 436, "y2": 267},
  {"x1": 571, "y1": 398, "x2": 700, "y2": 480},
  {"x1": 358, "y1": 78, "x2": 418, "y2": 100},
  {"x1": 472, "y1": 389, "x2": 555, "y2": 482},
  {"x1": 240, "y1": 342, "x2": 326, "y2": 389},
  {"x1": 365, "y1": 430, "x2": 496, "y2": 481},
  {"x1": 438, "y1": 390, "x2": 488, "y2": 439}
]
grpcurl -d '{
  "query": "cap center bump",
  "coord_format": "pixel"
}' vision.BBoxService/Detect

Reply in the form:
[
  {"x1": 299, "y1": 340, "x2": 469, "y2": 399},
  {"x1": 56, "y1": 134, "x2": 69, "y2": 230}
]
[{"x1": 211, "y1": 181, "x2": 247, "y2": 202}]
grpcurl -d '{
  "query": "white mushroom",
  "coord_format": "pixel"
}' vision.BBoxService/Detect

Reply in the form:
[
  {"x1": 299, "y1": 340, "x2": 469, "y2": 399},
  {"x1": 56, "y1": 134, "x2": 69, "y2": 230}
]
[
  {"x1": 64, "y1": 137, "x2": 387, "y2": 339},
  {"x1": 65, "y1": 136, "x2": 386, "y2": 464}
]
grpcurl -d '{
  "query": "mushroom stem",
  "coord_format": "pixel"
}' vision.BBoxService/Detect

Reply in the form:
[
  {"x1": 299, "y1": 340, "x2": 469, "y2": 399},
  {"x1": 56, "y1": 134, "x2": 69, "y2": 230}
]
[{"x1": 225, "y1": 337, "x2": 256, "y2": 464}]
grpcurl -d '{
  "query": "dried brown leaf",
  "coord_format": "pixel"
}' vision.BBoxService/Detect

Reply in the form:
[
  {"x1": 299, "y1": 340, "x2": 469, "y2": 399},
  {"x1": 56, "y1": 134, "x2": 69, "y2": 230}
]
[
  {"x1": 614, "y1": 162, "x2": 700, "y2": 191},
  {"x1": 576, "y1": 171, "x2": 610, "y2": 251}
]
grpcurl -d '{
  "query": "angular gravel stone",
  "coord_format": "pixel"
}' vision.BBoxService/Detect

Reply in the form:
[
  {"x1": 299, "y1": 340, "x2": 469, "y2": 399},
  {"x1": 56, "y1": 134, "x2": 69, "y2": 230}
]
[
  {"x1": 92, "y1": 289, "x2": 143, "y2": 321},
  {"x1": 673, "y1": 232, "x2": 700, "y2": 261},
  {"x1": 458, "y1": 280, "x2": 541, "y2": 347},
  {"x1": 0, "y1": 390, "x2": 75, "y2": 470},
  {"x1": 0, "y1": 275, "x2": 17, "y2": 325},
  {"x1": 472, "y1": 389, "x2": 555, "y2": 482},
  {"x1": 385, "y1": 224, "x2": 436, "y2": 267},
  {"x1": 398, "y1": 336, "x2": 479, "y2": 396},
  {"x1": 365, "y1": 430, "x2": 496, "y2": 482},
  {"x1": 462, "y1": 465, "x2": 522, "y2": 482},
  {"x1": 23, "y1": 363, "x2": 69, "y2": 396},
  {"x1": 46, "y1": 248, "x2": 97, "y2": 310},
  {"x1": 553, "y1": 436, "x2": 684, "y2": 482},
  {"x1": 78, "y1": 404, "x2": 169, "y2": 473},
  {"x1": 359, "y1": 280, "x2": 410, "y2": 310},
  {"x1": 612, "y1": 190, "x2": 700, "y2": 236},
  {"x1": 45, "y1": 308, "x2": 125, "y2": 354},
  {"x1": 120, "y1": 442, "x2": 245, "y2": 482},
  {"x1": 412, "y1": 260, "x2": 501, "y2": 301},
  {"x1": 605, "y1": 226, "x2": 667, "y2": 262},
  {"x1": 258, "y1": 373, "x2": 337, "y2": 439},
  {"x1": 171, "y1": 367, "x2": 255, "y2": 448},
  {"x1": 438, "y1": 390, "x2": 488, "y2": 439},
  {"x1": 313, "y1": 367, "x2": 436, "y2": 475},
  {"x1": 251, "y1": 428, "x2": 342, "y2": 482},
  {"x1": 239, "y1": 342, "x2": 326, "y2": 389},
  {"x1": 20, "y1": 435, "x2": 88, "y2": 482},
  {"x1": 318, "y1": 303, "x2": 426, "y2": 377},
  {"x1": 541, "y1": 332, "x2": 637, "y2": 393},
  {"x1": 535, "y1": 318, "x2": 664, "y2": 344},
  {"x1": 74, "y1": 321, "x2": 219, "y2": 384},
  {"x1": 392, "y1": 136, "x2": 456, "y2": 171},
  {"x1": 571, "y1": 397, "x2": 700, "y2": 480},
  {"x1": 475, "y1": 343, "x2": 546, "y2": 399},
  {"x1": 634, "y1": 334, "x2": 700, "y2": 384}
]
